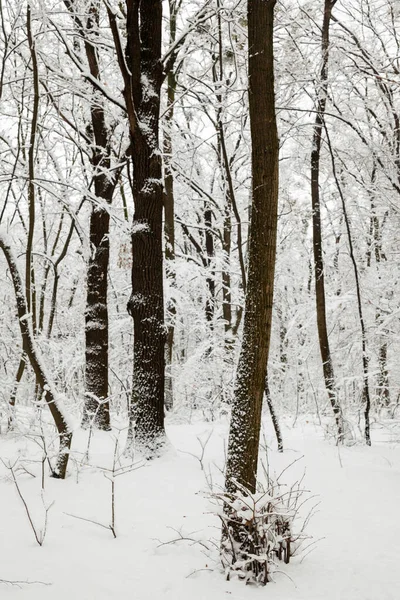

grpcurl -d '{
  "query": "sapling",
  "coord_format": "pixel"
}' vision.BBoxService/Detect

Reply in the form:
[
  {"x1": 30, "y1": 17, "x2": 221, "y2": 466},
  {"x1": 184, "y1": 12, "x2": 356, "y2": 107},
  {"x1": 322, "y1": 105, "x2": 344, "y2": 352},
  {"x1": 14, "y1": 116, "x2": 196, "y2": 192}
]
[
  {"x1": 2, "y1": 459, "x2": 53, "y2": 546},
  {"x1": 178, "y1": 429, "x2": 213, "y2": 472},
  {"x1": 65, "y1": 432, "x2": 143, "y2": 538}
]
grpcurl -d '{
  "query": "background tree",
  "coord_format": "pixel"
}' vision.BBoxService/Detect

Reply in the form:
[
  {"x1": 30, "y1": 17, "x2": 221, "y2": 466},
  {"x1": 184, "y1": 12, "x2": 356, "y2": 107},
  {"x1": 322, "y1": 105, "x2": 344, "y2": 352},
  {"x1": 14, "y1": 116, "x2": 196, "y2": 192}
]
[
  {"x1": 310, "y1": 0, "x2": 343, "y2": 441},
  {"x1": 62, "y1": 0, "x2": 123, "y2": 430}
]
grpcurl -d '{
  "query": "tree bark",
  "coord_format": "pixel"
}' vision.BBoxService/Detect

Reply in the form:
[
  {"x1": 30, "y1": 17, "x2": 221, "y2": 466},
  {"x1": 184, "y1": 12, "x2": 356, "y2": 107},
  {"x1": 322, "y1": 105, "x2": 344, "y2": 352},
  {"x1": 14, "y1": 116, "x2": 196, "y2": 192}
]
[
  {"x1": 113, "y1": 0, "x2": 166, "y2": 454},
  {"x1": 225, "y1": 0, "x2": 279, "y2": 494},
  {"x1": 63, "y1": 0, "x2": 121, "y2": 430},
  {"x1": 310, "y1": 0, "x2": 343, "y2": 441}
]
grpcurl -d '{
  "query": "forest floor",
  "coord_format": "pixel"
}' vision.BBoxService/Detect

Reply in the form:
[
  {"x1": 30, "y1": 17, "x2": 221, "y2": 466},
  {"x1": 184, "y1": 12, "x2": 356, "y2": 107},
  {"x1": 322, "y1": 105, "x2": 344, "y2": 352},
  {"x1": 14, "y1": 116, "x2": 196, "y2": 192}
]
[{"x1": 0, "y1": 411, "x2": 399, "y2": 599}]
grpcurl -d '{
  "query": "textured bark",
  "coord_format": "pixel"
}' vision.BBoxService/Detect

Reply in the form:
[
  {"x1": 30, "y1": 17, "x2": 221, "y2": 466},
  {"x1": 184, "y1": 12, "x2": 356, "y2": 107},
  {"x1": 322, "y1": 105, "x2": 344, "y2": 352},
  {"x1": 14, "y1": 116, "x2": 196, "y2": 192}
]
[
  {"x1": 0, "y1": 235, "x2": 72, "y2": 479},
  {"x1": 64, "y1": 0, "x2": 119, "y2": 430},
  {"x1": 310, "y1": 0, "x2": 343, "y2": 441},
  {"x1": 83, "y1": 196, "x2": 113, "y2": 430},
  {"x1": 225, "y1": 0, "x2": 279, "y2": 494},
  {"x1": 83, "y1": 4, "x2": 116, "y2": 430},
  {"x1": 116, "y1": 0, "x2": 165, "y2": 453}
]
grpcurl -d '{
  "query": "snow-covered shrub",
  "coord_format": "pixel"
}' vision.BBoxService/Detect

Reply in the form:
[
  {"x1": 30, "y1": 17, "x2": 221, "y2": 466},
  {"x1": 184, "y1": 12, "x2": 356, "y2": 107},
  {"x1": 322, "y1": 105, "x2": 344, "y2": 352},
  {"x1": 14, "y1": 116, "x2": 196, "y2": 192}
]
[{"x1": 214, "y1": 475, "x2": 311, "y2": 585}]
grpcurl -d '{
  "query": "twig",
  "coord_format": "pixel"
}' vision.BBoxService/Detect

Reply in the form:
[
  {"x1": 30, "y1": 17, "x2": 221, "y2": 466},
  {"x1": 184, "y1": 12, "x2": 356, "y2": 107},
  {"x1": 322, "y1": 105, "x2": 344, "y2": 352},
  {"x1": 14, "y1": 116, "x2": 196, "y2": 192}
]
[
  {"x1": 0, "y1": 578, "x2": 51, "y2": 587},
  {"x1": 64, "y1": 512, "x2": 116, "y2": 538},
  {"x1": 2, "y1": 460, "x2": 46, "y2": 546},
  {"x1": 156, "y1": 527, "x2": 211, "y2": 551},
  {"x1": 186, "y1": 568, "x2": 213, "y2": 579}
]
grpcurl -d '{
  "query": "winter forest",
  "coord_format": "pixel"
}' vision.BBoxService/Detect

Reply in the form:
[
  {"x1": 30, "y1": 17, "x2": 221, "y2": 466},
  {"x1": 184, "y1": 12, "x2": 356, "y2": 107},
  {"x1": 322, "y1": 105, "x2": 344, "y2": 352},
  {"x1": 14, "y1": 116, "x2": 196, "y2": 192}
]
[{"x1": 0, "y1": 0, "x2": 399, "y2": 597}]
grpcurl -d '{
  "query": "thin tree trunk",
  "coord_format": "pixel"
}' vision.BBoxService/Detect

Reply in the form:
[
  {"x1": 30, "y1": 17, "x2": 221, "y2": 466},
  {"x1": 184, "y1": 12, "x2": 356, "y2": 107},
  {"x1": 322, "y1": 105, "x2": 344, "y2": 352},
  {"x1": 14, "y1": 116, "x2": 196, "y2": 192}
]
[
  {"x1": 310, "y1": 0, "x2": 343, "y2": 441},
  {"x1": 225, "y1": 0, "x2": 279, "y2": 494},
  {"x1": 213, "y1": 8, "x2": 233, "y2": 342},
  {"x1": 324, "y1": 127, "x2": 371, "y2": 445},
  {"x1": 265, "y1": 374, "x2": 283, "y2": 452},
  {"x1": 12, "y1": 5, "x2": 40, "y2": 427},
  {"x1": 204, "y1": 204, "x2": 215, "y2": 324},
  {"x1": 212, "y1": 4, "x2": 246, "y2": 348},
  {"x1": 367, "y1": 170, "x2": 390, "y2": 408},
  {"x1": 0, "y1": 234, "x2": 72, "y2": 478},
  {"x1": 8, "y1": 354, "x2": 26, "y2": 429},
  {"x1": 26, "y1": 5, "x2": 39, "y2": 335},
  {"x1": 163, "y1": 0, "x2": 178, "y2": 411}
]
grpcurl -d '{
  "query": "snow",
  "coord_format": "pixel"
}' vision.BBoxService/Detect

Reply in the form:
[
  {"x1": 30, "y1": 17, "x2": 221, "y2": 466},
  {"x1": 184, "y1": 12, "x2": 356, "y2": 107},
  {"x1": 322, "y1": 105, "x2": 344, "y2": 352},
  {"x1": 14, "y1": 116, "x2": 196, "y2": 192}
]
[
  {"x1": 132, "y1": 221, "x2": 151, "y2": 235},
  {"x1": 0, "y1": 230, "x2": 74, "y2": 433},
  {"x1": 0, "y1": 416, "x2": 399, "y2": 598}
]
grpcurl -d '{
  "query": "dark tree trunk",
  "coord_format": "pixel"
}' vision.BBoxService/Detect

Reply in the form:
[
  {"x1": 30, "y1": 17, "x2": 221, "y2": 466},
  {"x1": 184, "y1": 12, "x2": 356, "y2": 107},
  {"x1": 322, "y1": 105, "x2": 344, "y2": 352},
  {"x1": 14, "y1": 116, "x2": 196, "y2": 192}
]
[
  {"x1": 212, "y1": 9, "x2": 233, "y2": 343},
  {"x1": 265, "y1": 374, "x2": 283, "y2": 452},
  {"x1": 64, "y1": 0, "x2": 119, "y2": 430},
  {"x1": 310, "y1": 0, "x2": 343, "y2": 441},
  {"x1": 82, "y1": 8, "x2": 117, "y2": 431},
  {"x1": 117, "y1": 0, "x2": 165, "y2": 454},
  {"x1": 204, "y1": 204, "x2": 215, "y2": 324},
  {"x1": 225, "y1": 0, "x2": 279, "y2": 494},
  {"x1": 26, "y1": 4, "x2": 39, "y2": 336},
  {"x1": 222, "y1": 202, "x2": 232, "y2": 336},
  {"x1": 83, "y1": 194, "x2": 113, "y2": 430}
]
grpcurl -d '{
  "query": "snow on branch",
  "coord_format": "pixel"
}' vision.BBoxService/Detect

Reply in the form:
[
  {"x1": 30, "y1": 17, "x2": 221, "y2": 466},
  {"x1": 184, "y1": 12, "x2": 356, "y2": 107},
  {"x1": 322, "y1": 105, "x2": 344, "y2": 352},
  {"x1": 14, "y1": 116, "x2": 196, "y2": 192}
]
[{"x1": 0, "y1": 230, "x2": 73, "y2": 478}]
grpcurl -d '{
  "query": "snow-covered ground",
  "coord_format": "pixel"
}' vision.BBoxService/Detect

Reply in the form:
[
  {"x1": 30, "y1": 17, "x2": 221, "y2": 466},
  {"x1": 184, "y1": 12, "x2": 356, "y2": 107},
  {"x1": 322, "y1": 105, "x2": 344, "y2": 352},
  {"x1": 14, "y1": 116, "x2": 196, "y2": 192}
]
[{"x1": 0, "y1": 414, "x2": 399, "y2": 599}]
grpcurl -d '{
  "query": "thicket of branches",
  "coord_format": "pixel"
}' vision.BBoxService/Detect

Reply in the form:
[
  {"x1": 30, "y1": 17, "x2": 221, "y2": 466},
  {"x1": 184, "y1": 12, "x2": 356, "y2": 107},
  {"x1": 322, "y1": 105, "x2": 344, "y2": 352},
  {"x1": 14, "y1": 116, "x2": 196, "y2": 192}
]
[{"x1": 0, "y1": 0, "x2": 399, "y2": 465}]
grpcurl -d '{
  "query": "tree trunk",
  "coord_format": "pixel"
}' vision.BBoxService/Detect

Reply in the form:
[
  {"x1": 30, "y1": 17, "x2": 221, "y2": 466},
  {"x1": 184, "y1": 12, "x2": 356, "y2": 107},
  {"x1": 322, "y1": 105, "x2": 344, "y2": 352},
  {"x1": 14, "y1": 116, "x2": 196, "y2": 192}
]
[
  {"x1": 324, "y1": 128, "x2": 371, "y2": 445},
  {"x1": 265, "y1": 373, "x2": 283, "y2": 452},
  {"x1": 26, "y1": 4, "x2": 39, "y2": 335},
  {"x1": 310, "y1": 0, "x2": 343, "y2": 441},
  {"x1": 163, "y1": 0, "x2": 178, "y2": 411},
  {"x1": 367, "y1": 178, "x2": 390, "y2": 408},
  {"x1": 0, "y1": 234, "x2": 72, "y2": 479},
  {"x1": 83, "y1": 196, "x2": 113, "y2": 430},
  {"x1": 120, "y1": 0, "x2": 166, "y2": 454},
  {"x1": 204, "y1": 204, "x2": 215, "y2": 324},
  {"x1": 64, "y1": 0, "x2": 120, "y2": 430},
  {"x1": 225, "y1": 0, "x2": 279, "y2": 494},
  {"x1": 8, "y1": 354, "x2": 26, "y2": 429}
]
